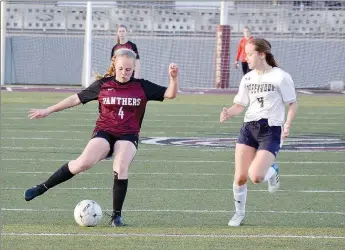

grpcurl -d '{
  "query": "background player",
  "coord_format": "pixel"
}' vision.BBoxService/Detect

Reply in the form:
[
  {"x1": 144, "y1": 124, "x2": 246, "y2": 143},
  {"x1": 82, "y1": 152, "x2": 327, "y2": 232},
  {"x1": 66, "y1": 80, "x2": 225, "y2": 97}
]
[
  {"x1": 24, "y1": 48, "x2": 179, "y2": 227},
  {"x1": 110, "y1": 25, "x2": 140, "y2": 78},
  {"x1": 234, "y1": 26, "x2": 253, "y2": 75},
  {"x1": 220, "y1": 38, "x2": 297, "y2": 226}
]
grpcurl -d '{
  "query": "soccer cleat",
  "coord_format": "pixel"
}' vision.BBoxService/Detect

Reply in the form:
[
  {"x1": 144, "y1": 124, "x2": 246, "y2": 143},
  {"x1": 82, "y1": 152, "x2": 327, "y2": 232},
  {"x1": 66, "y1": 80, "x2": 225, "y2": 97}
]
[
  {"x1": 24, "y1": 184, "x2": 47, "y2": 201},
  {"x1": 268, "y1": 163, "x2": 280, "y2": 193},
  {"x1": 228, "y1": 212, "x2": 245, "y2": 227},
  {"x1": 110, "y1": 214, "x2": 125, "y2": 227}
]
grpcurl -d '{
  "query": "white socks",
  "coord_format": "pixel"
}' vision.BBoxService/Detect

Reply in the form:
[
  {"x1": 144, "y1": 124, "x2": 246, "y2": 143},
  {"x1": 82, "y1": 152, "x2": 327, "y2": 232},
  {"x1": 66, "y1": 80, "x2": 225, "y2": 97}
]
[
  {"x1": 233, "y1": 183, "x2": 247, "y2": 215},
  {"x1": 263, "y1": 165, "x2": 276, "y2": 182}
]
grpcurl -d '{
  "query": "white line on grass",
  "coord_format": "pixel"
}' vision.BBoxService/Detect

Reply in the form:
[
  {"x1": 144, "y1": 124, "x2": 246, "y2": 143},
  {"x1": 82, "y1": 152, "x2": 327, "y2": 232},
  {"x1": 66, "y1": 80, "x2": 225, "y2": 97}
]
[
  {"x1": 200, "y1": 148, "x2": 345, "y2": 153},
  {"x1": 0, "y1": 146, "x2": 165, "y2": 152},
  {"x1": 3, "y1": 111, "x2": 345, "y2": 115},
  {"x1": 3, "y1": 119, "x2": 345, "y2": 125},
  {"x1": 2, "y1": 129, "x2": 85, "y2": 133},
  {"x1": 2, "y1": 232, "x2": 345, "y2": 239},
  {"x1": 3, "y1": 187, "x2": 345, "y2": 193},
  {"x1": 4, "y1": 171, "x2": 345, "y2": 178},
  {"x1": 1, "y1": 137, "x2": 85, "y2": 141},
  {"x1": 2, "y1": 146, "x2": 345, "y2": 154},
  {"x1": 1, "y1": 158, "x2": 344, "y2": 164},
  {"x1": 2, "y1": 208, "x2": 345, "y2": 216},
  {"x1": 1, "y1": 137, "x2": 343, "y2": 142},
  {"x1": 3, "y1": 116, "x2": 345, "y2": 121},
  {"x1": 297, "y1": 90, "x2": 314, "y2": 95},
  {"x1": 2, "y1": 122, "x2": 345, "y2": 131}
]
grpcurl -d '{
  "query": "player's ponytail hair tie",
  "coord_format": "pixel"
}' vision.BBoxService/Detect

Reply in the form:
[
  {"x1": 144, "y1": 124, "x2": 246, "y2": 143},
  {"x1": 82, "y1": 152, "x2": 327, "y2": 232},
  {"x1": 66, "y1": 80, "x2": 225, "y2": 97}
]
[{"x1": 249, "y1": 38, "x2": 278, "y2": 68}]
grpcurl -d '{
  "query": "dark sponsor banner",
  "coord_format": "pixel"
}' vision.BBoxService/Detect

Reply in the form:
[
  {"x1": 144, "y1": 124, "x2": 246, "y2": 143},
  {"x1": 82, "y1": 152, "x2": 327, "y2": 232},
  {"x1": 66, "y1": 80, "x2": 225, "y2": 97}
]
[{"x1": 140, "y1": 135, "x2": 345, "y2": 152}]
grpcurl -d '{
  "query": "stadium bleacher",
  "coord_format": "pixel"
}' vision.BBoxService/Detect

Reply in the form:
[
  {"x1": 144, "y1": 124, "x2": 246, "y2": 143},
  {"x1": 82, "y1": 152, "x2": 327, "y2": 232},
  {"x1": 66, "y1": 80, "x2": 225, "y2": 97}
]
[{"x1": 4, "y1": 2, "x2": 345, "y2": 35}]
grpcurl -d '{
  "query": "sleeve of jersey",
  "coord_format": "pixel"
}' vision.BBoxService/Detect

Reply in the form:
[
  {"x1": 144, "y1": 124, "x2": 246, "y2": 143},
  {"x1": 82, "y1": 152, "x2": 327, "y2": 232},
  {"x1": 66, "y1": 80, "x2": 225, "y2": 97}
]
[
  {"x1": 77, "y1": 80, "x2": 102, "y2": 104},
  {"x1": 233, "y1": 78, "x2": 249, "y2": 107},
  {"x1": 279, "y1": 73, "x2": 297, "y2": 104},
  {"x1": 132, "y1": 43, "x2": 140, "y2": 59},
  {"x1": 141, "y1": 80, "x2": 167, "y2": 102}
]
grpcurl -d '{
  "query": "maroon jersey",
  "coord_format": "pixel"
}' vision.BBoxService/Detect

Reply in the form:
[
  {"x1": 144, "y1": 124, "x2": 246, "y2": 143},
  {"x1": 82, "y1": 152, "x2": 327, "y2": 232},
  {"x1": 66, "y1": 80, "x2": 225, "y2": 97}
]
[
  {"x1": 110, "y1": 41, "x2": 140, "y2": 60},
  {"x1": 77, "y1": 77, "x2": 166, "y2": 136}
]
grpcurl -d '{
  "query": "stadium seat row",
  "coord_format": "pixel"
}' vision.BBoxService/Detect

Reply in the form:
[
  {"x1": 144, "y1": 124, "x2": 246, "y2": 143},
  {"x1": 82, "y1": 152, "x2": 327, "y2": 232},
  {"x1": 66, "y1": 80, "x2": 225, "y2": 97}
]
[{"x1": 5, "y1": 4, "x2": 345, "y2": 34}]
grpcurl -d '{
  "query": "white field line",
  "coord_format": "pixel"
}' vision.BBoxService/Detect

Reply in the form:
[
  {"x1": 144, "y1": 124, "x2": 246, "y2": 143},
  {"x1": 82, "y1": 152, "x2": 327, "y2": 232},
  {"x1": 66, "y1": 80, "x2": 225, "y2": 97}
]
[
  {"x1": 2, "y1": 145, "x2": 345, "y2": 154},
  {"x1": 0, "y1": 146, "x2": 165, "y2": 151},
  {"x1": 2, "y1": 232, "x2": 345, "y2": 239},
  {"x1": 3, "y1": 116, "x2": 345, "y2": 121},
  {"x1": 1, "y1": 137, "x2": 85, "y2": 141},
  {"x1": 2, "y1": 187, "x2": 345, "y2": 193},
  {"x1": 297, "y1": 90, "x2": 314, "y2": 95},
  {"x1": 200, "y1": 149, "x2": 345, "y2": 153},
  {"x1": 1, "y1": 138, "x2": 343, "y2": 142},
  {"x1": 2, "y1": 208, "x2": 345, "y2": 216},
  {"x1": 2, "y1": 129, "x2": 85, "y2": 133},
  {"x1": 3, "y1": 119, "x2": 345, "y2": 125},
  {"x1": 1, "y1": 132, "x2": 209, "y2": 139},
  {"x1": 0, "y1": 126, "x2": 223, "y2": 130},
  {"x1": 1, "y1": 112, "x2": 213, "y2": 117},
  {"x1": 3, "y1": 110, "x2": 345, "y2": 115},
  {"x1": 1, "y1": 158, "x2": 344, "y2": 164},
  {"x1": 2, "y1": 140, "x2": 345, "y2": 149},
  {"x1": 2, "y1": 123, "x2": 345, "y2": 129},
  {"x1": 4, "y1": 171, "x2": 345, "y2": 178}
]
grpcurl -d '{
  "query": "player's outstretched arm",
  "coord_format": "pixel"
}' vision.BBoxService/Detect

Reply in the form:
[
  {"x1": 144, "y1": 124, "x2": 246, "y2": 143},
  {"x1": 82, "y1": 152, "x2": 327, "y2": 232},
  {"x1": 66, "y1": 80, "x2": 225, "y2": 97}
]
[
  {"x1": 220, "y1": 104, "x2": 245, "y2": 123},
  {"x1": 28, "y1": 94, "x2": 81, "y2": 119},
  {"x1": 164, "y1": 63, "x2": 179, "y2": 99}
]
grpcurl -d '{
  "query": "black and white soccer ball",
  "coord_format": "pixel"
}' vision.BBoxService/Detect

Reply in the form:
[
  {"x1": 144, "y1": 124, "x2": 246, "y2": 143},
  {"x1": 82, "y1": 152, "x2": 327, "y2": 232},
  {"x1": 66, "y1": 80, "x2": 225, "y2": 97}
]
[{"x1": 74, "y1": 200, "x2": 102, "y2": 227}]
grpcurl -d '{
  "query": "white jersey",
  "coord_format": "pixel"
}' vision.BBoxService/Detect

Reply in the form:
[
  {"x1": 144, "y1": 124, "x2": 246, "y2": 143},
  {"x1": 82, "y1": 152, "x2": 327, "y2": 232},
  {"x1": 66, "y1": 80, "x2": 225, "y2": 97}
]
[{"x1": 234, "y1": 67, "x2": 296, "y2": 126}]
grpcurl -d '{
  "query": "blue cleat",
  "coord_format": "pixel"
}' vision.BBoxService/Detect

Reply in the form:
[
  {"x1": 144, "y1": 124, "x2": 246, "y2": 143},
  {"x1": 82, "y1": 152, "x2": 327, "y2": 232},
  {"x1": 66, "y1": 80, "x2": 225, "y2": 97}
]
[
  {"x1": 24, "y1": 185, "x2": 47, "y2": 201},
  {"x1": 110, "y1": 214, "x2": 125, "y2": 227}
]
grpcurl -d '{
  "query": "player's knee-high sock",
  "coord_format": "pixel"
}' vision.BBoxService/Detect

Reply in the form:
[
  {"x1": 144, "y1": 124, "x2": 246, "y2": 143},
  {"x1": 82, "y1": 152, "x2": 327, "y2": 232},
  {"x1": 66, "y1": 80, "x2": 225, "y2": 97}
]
[
  {"x1": 233, "y1": 183, "x2": 247, "y2": 215},
  {"x1": 42, "y1": 163, "x2": 75, "y2": 190},
  {"x1": 113, "y1": 171, "x2": 128, "y2": 217}
]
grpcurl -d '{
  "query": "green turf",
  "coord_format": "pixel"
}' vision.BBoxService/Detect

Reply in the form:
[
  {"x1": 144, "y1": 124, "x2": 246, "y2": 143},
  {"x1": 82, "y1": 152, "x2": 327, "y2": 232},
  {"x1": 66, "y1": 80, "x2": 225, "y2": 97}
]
[{"x1": 1, "y1": 92, "x2": 345, "y2": 249}]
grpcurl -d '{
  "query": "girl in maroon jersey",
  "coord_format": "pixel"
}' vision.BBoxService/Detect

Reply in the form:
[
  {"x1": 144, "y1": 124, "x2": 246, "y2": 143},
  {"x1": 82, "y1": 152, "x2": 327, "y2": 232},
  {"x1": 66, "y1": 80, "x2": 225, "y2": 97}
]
[
  {"x1": 110, "y1": 25, "x2": 140, "y2": 78},
  {"x1": 24, "y1": 48, "x2": 179, "y2": 227}
]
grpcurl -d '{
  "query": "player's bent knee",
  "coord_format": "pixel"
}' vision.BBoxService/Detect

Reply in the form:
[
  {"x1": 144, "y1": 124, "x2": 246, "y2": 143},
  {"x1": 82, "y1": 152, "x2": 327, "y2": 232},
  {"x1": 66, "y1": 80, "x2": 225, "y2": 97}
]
[
  {"x1": 114, "y1": 165, "x2": 130, "y2": 179},
  {"x1": 248, "y1": 173, "x2": 264, "y2": 184},
  {"x1": 69, "y1": 159, "x2": 94, "y2": 174}
]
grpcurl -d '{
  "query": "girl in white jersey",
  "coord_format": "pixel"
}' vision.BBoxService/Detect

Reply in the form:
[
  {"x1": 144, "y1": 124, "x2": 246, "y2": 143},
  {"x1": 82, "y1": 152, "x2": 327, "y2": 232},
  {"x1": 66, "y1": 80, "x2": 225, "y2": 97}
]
[{"x1": 220, "y1": 38, "x2": 297, "y2": 226}]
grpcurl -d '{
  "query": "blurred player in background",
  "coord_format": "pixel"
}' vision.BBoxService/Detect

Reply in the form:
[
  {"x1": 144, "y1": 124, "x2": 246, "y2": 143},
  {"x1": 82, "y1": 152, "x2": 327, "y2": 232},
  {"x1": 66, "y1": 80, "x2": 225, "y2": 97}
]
[
  {"x1": 220, "y1": 38, "x2": 297, "y2": 226},
  {"x1": 111, "y1": 25, "x2": 140, "y2": 78},
  {"x1": 234, "y1": 26, "x2": 253, "y2": 75},
  {"x1": 24, "y1": 48, "x2": 179, "y2": 227}
]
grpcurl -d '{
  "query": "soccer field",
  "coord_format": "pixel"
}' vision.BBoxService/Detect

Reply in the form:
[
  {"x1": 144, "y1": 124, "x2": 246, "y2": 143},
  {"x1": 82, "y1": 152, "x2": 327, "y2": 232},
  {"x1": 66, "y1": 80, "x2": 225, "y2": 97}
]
[{"x1": 1, "y1": 91, "x2": 345, "y2": 250}]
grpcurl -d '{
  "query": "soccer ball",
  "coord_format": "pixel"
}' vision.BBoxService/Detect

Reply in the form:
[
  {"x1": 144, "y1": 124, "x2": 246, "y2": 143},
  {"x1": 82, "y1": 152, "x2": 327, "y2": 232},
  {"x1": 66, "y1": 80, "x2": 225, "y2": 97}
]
[{"x1": 74, "y1": 200, "x2": 102, "y2": 227}]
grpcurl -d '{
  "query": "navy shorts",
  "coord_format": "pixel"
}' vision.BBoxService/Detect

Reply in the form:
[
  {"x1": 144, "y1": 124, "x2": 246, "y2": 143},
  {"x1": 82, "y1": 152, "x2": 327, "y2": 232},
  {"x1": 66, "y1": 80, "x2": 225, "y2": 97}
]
[
  {"x1": 91, "y1": 130, "x2": 138, "y2": 158},
  {"x1": 237, "y1": 119, "x2": 282, "y2": 157}
]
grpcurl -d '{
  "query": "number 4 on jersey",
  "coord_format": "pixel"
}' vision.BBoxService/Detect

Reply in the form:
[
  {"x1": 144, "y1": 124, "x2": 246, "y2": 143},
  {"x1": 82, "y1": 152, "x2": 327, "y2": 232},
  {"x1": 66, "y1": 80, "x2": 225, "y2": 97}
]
[
  {"x1": 118, "y1": 107, "x2": 124, "y2": 119},
  {"x1": 257, "y1": 97, "x2": 264, "y2": 108}
]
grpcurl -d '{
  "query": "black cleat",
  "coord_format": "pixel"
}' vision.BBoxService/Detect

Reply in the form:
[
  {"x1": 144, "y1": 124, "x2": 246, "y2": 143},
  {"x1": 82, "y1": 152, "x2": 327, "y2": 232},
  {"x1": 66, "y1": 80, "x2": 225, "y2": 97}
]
[
  {"x1": 110, "y1": 214, "x2": 125, "y2": 227},
  {"x1": 24, "y1": 185, "x2": 47, "y2": 201}
]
